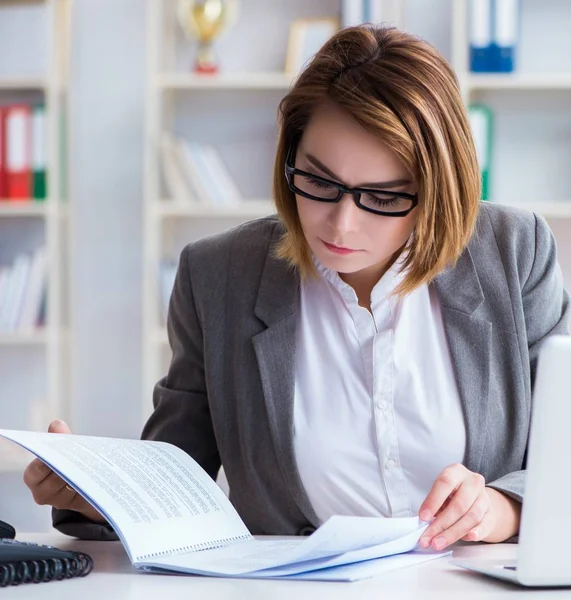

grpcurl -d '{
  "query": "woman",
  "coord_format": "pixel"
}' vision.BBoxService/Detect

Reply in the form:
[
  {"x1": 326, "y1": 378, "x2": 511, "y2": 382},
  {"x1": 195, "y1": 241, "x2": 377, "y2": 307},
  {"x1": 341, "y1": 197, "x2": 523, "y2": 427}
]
[{"x1": 25, "y1": 25, "x2": 569, "y2": 551}]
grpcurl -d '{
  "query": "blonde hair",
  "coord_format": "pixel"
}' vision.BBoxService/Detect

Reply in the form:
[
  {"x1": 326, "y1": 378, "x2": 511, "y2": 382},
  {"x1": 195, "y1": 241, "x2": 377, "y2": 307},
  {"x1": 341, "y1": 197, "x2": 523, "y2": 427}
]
[{"x1": 273, "y1": 25, "x2": 481, "y2": 295}]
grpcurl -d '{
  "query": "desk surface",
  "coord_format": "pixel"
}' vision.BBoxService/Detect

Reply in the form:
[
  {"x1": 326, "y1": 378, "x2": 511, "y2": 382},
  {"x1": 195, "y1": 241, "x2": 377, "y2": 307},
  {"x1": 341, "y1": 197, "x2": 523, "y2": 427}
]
[{"x1": 2, "y1": 534, "x2": 562, "y2": 598}]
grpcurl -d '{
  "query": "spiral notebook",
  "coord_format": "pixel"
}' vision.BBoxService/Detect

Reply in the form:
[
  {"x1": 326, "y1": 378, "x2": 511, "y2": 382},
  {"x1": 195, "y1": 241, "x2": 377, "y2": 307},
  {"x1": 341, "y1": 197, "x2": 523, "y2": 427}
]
[
  {"x1": 0, "y1": 429, "x2": 444, "y2": 581},
  {"x1": 0, "y1": 539, "x2": 93, "y2": 587}
]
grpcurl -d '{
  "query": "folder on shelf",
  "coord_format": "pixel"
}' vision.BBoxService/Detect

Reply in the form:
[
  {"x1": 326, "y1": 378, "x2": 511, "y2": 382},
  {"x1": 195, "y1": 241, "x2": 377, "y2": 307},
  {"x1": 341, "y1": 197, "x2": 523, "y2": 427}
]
[
  {"x1": 32, "y1": 105, "x2": 47, "y2": 201},
  {"x1": 341, "y1": 0, "x2": 364, "y2": 27},
  {"x1": 469, "y1": 0, "x2": 493, "y2": 72},
  {"x1": 5, "y1": 105, "x2": 32, "y2": 201},
  {"x1": 0, "y1": 107, "x2": 7, "y2": 200},
  {"x1": 468, "y1": 104, "x2": 493, "y2": 201},
  {"x1": 492, "y1": 0, "x2": 519, "y2": 73}
]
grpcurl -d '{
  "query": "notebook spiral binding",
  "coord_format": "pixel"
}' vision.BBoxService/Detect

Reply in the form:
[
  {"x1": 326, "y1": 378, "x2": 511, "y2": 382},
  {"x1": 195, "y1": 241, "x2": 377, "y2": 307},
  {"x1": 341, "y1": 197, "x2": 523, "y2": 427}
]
[
  {"x1": 137, "y1": 533, "x2": 252, "y2": 561},
  {"x1": 0, "y1": 552, "x2": 94, "y2": 587}
]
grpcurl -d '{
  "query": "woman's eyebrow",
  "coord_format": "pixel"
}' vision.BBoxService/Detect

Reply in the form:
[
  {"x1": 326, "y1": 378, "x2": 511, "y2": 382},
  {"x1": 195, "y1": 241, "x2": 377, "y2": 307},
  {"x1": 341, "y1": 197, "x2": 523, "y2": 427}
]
[{"x1": 304, "y1": 152, "x2": 412, "y2": 188}]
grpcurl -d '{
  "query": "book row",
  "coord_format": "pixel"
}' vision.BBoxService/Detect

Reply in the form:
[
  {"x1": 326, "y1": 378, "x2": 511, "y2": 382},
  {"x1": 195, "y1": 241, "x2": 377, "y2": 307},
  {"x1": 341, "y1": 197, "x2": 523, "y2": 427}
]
[
  {"x1": 161, "y1": 132, "x2": 242, "y2": 206},
  {"x1": 0, "y1": 247, "x2": 47, "y2": 332}
]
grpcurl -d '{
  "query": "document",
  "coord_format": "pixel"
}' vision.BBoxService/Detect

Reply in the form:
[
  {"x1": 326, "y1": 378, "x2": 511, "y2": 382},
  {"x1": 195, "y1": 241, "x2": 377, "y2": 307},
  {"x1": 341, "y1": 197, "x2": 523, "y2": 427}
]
[{"x1": 0, "y1": 429, "x2": 444, "y2": 581}]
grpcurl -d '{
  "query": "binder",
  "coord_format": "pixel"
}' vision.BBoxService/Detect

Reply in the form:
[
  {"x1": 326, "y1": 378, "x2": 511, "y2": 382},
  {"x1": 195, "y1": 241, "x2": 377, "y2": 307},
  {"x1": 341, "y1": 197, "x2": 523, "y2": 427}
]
[
  {"x1": 362, "y1": 0, "x2": 371, "y2": 23},
  {"x1": 468, "y1": 104, "x2": 493, "y2": 201},
  {"x1": 32, "y1": 105, "x2": 47, "y2": 201},
  {"x1": 492, "y1": 0, "x2": 519, "y2": 73},
  {"x1": 0, "y1": 107, "x2": 7, "y2": 199},
  {"x1": 369, "y1": 0, "x2": 384, "y2": 24},
  {"x1": 5, "y1": 105, "x2": 32, "y2": 201},
  {"x1": 469, "y1": 0, "x2": 493, "y2": 72},
  {"x1": 341, "y1": 0, "x2": 364, "y2": 27}
]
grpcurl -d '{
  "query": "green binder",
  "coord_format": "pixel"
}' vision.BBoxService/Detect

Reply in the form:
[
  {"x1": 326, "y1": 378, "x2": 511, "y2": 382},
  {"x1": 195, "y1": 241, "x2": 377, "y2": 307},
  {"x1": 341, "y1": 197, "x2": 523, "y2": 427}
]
[
  {"x1": 32, "y1": 105, "x2": 47, "y2": 201},
  {"x1": 468, "y1": 104, "x2": 493, "y2": 201}
]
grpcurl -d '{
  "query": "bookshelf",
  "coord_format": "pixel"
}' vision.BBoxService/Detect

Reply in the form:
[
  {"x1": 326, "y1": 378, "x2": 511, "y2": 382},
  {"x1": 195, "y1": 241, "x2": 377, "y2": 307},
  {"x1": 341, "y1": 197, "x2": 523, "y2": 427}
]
[
  {"x1": 143, "y1": 0, "x2": 571, "y2": 423},
  {"x1": 0, "y1": 0, "x2": 71, "y2": 472}
]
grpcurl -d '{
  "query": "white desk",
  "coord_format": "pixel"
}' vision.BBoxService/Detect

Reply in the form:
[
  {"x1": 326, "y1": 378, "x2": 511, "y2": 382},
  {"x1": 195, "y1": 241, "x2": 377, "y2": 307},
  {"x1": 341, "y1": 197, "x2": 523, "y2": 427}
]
[{"x1": 3, "y1": 534, "x2": 561, "y2": 599}]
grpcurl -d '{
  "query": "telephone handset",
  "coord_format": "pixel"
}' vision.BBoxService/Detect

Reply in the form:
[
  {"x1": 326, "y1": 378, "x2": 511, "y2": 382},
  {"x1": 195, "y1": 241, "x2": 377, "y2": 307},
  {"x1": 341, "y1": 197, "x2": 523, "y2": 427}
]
[{"x1": 0, "y1": 520, "x2": 15, "y2": 539}]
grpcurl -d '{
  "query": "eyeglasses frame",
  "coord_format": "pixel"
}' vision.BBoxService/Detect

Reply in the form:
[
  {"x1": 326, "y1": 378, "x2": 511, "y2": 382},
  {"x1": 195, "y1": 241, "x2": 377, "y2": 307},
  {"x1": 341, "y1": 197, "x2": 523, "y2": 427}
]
[{"x1": 284, "y1": 144, "x2": 418, "y2": 217}]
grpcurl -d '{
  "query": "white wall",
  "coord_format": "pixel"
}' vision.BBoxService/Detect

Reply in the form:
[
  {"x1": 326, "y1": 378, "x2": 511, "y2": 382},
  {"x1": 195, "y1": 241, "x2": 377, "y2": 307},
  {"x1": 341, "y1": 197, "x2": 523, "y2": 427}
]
[{"x1": 69, "y1": 0, "x2": 145, "y2": 439}]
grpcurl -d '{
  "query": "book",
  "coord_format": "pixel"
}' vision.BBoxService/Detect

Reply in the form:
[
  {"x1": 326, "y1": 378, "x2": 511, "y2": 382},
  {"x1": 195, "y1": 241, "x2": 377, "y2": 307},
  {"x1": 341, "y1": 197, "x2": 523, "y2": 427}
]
[
  {"x1": 0, "y1": 253, "x2": 31, "y2": 331},
  {"x1": 0, "y1": 429, "x2": 446, "y2": 582},
  {"x1": 0, "y1": 538, "x2": 93, "y2": 587},
  {"x1": 201, "y1": 144, "x2": 242, "y2": 205},
  {"x1": 468, "y1": 104, "x2": 493, "y2": 200},
  {"x1": 17, "y1": 246, "x2": 47, "y2": 330},
  {"x1": 159, "y1": 258, "x2": 177, "y2": 324},
  {"x1": 160, "y1": 132, "x2": 197, "y2": 204}
]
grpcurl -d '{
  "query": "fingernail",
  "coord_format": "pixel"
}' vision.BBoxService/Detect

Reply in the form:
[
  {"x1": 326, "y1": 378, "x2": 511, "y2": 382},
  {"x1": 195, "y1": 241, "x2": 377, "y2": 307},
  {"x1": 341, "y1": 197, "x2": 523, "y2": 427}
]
[
  {"x1": 433, "y1": 537, "x2": 446, "y2": 550},
  {"x1": 419, "y1": 537, "x2": 430, "y2": 549},
  {"x1": 420, "y1": 510, "x2": 431, "y2": 521}
]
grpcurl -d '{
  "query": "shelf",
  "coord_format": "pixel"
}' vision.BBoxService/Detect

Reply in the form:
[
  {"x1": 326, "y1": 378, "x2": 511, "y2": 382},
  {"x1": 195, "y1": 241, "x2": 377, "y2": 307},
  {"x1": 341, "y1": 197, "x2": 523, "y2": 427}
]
[
  {"x1": 465, "y1": 73, "x2": 571, "y2": 91},
  {"x1": 154, "y1": 199, "x2": 276, "y2": 219},
  {"x1": 0, "y1": 76, "x2": 47, "y2": 91},
  {"x1": 157, "y1": 72, "x2": 294, "y2": 90},
  {"x1": 0, "y1": 202, "x2": 51, "y2": 217},
  {"x1": 0, "y1": 330, "x2": 48, "y2": 346}
]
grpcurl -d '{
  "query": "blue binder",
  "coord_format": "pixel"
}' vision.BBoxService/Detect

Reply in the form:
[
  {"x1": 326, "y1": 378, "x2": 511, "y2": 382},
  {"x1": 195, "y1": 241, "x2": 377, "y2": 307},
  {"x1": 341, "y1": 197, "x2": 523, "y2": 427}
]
[
  {"x1": 491, "y1": 0, "x2": 519, "y2": 73},
  {"x1": 469, "y1": 0, "x2": 493, "y2": 72}
]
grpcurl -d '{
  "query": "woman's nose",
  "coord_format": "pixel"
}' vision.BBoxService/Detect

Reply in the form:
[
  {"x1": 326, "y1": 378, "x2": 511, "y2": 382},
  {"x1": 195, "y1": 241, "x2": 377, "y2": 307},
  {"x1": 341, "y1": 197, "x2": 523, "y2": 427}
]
[{"x1": 327, "y1": 193, "x2": 362, "y2": 234}]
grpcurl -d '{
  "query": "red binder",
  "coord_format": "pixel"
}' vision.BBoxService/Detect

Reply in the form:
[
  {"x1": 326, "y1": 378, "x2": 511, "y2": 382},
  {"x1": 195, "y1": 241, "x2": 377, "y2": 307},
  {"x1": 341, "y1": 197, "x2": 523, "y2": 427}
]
[
  {"x1": 5, "y1": 104, "x2": 32, "y2": 201},
  {"x1": 0, "y1": 107, "x2": 7, "y2": 200}
]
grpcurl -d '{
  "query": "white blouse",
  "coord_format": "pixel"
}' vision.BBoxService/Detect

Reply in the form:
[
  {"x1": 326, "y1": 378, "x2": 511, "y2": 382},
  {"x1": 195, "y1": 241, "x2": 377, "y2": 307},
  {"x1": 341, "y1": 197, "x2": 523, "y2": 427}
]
[{"x1": 293, "y1": 255, "x2": 466, "y2": 523}]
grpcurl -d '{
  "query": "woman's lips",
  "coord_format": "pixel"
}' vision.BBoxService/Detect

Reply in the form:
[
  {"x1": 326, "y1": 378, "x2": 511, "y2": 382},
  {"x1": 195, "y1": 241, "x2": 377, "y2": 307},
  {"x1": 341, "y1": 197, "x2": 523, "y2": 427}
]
[{"x1": 321, "y1": 239, "x2": 360, "y2": 255}]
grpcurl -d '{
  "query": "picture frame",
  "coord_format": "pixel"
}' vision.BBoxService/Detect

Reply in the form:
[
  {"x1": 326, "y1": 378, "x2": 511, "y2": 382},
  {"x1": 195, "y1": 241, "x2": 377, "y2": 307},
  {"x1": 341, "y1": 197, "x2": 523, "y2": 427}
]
[{"x1": 285, "y1": 18, "x2": 339, "y2": 75}]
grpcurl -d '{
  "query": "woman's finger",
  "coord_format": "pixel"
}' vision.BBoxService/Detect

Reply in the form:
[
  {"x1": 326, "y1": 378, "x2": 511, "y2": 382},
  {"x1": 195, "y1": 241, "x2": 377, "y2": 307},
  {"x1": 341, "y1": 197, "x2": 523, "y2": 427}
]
[
  {"x1": 23, "y1": 458, "x2": 53, "y2": 489},
  {"x1": 419, "y1": 463, "x2": 467, "y2": 522},
  {"x1": 429, "y1": 492, "x2": 491, "y2": 549},
  {"x1": 29, "y1": 470, "x2": 67, "y2": 506},
  {"x1": 420, "y1": 472, "x2": 485, "y2": 547}
]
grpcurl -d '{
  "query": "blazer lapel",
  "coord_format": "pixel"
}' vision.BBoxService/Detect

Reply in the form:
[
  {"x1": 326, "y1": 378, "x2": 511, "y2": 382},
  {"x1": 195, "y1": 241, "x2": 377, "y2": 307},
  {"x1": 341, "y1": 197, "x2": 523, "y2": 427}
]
[
  {"x1": 252, "y1": 250, "x2": 320, "y2": 527},
  {"x1": 433, "y1": 248, "x2": 492, "y2": 474}
]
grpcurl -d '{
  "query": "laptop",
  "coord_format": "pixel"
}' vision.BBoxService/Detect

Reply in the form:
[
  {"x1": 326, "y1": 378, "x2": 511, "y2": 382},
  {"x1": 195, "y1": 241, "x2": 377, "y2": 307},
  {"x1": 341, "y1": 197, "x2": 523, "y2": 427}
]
[{"x1": 452, "y1": 334, "x2": 571, "y2": 587}]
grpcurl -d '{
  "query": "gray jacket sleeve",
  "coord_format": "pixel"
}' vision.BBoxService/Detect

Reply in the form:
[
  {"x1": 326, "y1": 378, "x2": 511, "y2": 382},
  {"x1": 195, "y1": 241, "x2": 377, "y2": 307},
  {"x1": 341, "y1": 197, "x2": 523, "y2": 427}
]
[
  {"x1": 487, "y1": 213, "x2": 570, "y2": 504},
  {"x1": 53, "y1": 244, "x2": 219, "y2": 540}
]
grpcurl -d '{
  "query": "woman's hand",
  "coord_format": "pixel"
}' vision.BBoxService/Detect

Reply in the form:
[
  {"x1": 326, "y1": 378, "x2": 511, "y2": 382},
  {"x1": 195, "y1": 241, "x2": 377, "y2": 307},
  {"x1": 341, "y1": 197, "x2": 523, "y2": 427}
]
[
  {"x1": 418, "y1": 463, "x2": 521, "y2": 550},
  {"x1": 23, "y1": 420, "x2": 107, "y2": 525}
]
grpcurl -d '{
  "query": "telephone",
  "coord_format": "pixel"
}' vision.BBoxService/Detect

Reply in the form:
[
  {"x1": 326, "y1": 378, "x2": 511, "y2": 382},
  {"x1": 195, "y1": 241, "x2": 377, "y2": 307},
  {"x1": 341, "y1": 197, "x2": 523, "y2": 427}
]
[{"x1": 0, "y1": 519, "x2": 15, "y2": 539}]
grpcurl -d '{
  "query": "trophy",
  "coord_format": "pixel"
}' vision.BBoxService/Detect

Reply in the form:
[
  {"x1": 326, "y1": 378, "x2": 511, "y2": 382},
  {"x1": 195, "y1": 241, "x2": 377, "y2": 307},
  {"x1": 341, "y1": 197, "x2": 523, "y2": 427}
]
[{"x1": 177, "y1": 0, "x2": 240, "y2": 74}]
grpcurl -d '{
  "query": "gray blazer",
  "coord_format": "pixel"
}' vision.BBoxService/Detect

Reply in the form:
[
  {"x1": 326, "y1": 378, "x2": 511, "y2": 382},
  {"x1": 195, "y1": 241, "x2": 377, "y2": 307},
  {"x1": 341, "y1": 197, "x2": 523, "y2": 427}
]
[{"x1": 54, "y1": 202, "x2": 569, "y2": 540}]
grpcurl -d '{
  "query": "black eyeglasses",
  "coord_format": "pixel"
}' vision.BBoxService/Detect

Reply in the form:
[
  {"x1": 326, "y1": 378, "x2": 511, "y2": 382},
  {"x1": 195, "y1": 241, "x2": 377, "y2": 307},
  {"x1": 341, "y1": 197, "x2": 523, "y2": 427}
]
[{"x1": 284, "y1": 145, "x2": 418, "y2": 217}]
